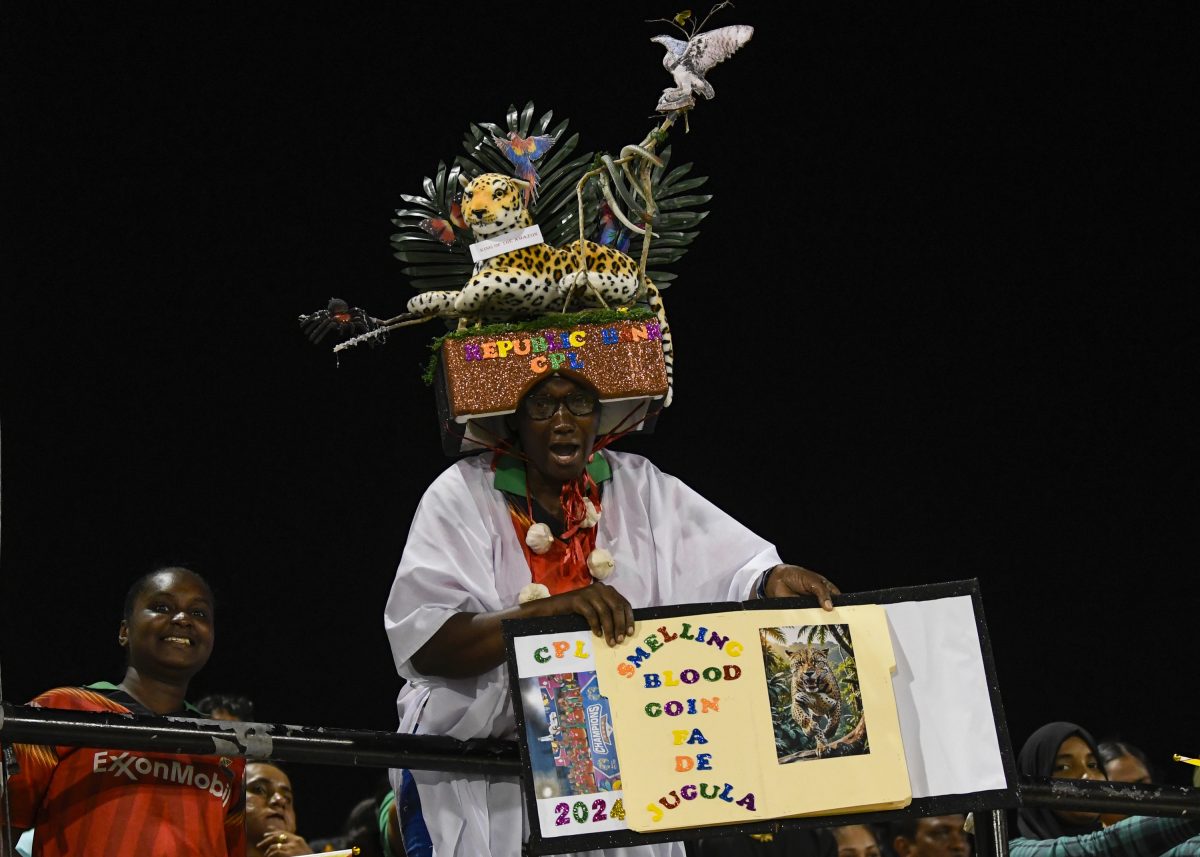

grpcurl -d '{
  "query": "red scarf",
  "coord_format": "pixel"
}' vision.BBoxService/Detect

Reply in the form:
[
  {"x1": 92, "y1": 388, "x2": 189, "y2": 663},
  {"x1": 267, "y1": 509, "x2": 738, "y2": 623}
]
[{"x1": 501, "y1": 462, "x2": 603, "y2": 596}]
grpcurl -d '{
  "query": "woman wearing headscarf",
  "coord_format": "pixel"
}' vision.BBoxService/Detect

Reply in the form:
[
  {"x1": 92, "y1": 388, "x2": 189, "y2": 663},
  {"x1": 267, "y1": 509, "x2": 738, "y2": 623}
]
[{"x1": 1010, "y1": 721, "x2": 1200, "y2": 857}]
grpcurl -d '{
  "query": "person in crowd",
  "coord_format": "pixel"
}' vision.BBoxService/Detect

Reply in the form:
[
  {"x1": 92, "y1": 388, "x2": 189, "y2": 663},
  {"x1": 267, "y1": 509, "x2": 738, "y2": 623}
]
[
  {"x1": 1098, "y1": 740, "x2": 1154, "y2": 785},
  {"x1": 684, "y1": 826, "x2": 837, "y2": 857},
  {"x1": 385, "y1": 374, "x2": 841, "y2": 857},
  {"x1": 341, "y1": 793, "x2": 389, "y2": 857},
  {"x1": 379, "y1": 789, "x2": 405, "y2": 857},
  {"x1": 197, "y1": 692, "x2": 256, "y2": 722},
  {"x1": 833, "y1": 824, "x2": 884, "y2": 857},
  {"x1": 1097, "y1": 740, "x2": 1155, "y2": 827},
  {"x1": 0, "y1": 565, "x2": 244, "y2": 856},
  {"x1": 1016, "y1": 722, "x2": 1107, "y2": 840},
  {"x1": 1010, "y1": 721, "x2": 1200, "y2": 857},
  {"x1": 889, "y1": 816, "x2": 971, "y2": 857},
  {"x1": 245, "y1": 761, "x2": 316, "y2": 857},
  {"x1": 308, "y1": 792, "x2": 387, "y2": 857}
]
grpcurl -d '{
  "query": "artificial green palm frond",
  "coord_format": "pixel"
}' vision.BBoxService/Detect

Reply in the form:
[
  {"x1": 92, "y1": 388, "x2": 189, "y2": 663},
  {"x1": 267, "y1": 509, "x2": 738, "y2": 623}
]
[
  {"x1": 584, "y1": 145, "x2": 711, "y2": 289},
  {"x1": 456, "y1": 104, "x2": 600, "y2": 251},
  {"x1": 389, "y1": 103, "x2": 707, "y2": 304},
  {"x1": 388, "y1": 159, "x2": 474, "y2": 294}
]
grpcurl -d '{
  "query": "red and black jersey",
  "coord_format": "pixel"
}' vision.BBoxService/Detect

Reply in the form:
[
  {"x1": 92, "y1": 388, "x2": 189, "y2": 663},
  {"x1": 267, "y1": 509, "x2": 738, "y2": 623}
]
[{"x1": 2, "y1": 682, "x2": 245, "y2": 856}]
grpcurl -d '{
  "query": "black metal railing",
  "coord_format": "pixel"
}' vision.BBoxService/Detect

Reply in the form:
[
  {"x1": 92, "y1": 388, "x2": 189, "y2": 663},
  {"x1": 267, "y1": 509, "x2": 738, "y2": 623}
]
[
  {"x1": 3, "y1": 703, "x2": 1198, "y2": 857},
  {"x1": 0, "y1": 702, "x2": 519, "y2": 774}
]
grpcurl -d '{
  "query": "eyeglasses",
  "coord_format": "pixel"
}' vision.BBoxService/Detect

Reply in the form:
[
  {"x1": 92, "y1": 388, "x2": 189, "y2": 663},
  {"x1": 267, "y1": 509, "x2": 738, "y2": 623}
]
[{"x1": 521, "y1": 391, "x2": 598, "y2": 420}]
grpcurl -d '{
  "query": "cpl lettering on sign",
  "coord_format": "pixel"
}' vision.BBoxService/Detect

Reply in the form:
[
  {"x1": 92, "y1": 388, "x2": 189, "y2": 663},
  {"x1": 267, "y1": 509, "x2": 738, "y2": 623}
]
[{"x1": 462, "y1": 322, "x2": 663, "y2": 375}]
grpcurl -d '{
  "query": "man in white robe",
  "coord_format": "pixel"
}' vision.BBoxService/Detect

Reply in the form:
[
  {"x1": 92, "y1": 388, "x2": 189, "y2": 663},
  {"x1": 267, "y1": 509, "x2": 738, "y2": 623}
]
[{"x1": 384, "y1": 376, "x2": 837, "y2": 857}]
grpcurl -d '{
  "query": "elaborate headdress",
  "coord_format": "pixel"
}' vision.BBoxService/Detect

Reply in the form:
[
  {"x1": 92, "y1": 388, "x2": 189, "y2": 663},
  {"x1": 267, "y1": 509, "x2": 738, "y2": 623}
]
[{"x1": 299, "y1": 5, "x2": 754, "y2": 456}]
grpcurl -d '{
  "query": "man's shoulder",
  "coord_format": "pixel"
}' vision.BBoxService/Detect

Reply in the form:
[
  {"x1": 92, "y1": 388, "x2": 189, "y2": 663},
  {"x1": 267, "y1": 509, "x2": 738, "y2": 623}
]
[
  {"x1": 602, "y1": 449, "x2": 656, "y2": 474},
  {"x1": 412, "y1": 453, "x2": 502, "y2": 519},
  {"x1": 425, "y1": 453, "x2": 489, "y2": 490},
  {"x1": 605, "y1": 450, "x2": 688, "y2": 490}
]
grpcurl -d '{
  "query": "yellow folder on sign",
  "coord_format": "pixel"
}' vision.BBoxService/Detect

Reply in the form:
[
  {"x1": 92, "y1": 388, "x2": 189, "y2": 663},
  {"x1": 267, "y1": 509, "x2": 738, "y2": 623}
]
[{"x1": 590, "y1": 604, "x2": 910, "y2": 833}]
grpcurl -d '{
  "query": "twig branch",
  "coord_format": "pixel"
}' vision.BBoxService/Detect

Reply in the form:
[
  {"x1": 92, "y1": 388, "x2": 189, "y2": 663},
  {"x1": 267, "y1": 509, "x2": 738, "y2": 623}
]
[
  {"x1": 777, "y1": 716, "x2": 868, "y2": 764},
  {"x1": 332, "y1": 315, "x2": 436, "y2": 352}
]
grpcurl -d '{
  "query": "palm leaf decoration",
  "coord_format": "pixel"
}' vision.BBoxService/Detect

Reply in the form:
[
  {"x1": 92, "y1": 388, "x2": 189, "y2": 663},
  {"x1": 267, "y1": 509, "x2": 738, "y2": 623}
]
[
  {"x1": 389, "y1": 159, "x2": 474, "y2": 291},
  {"x1": 387, "y1": 101, "x2": 712, "y2": 308},
  {"x1": 457, "y1": 104, "x2": 599, "y2": 250},
  {"x1": 585, "y1": 144, "x2": 712, "y2": 289}
]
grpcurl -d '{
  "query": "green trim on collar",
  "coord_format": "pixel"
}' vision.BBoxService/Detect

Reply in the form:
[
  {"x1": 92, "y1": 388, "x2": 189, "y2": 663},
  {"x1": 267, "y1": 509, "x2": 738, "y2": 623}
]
[
  {"x1": 86, "y1": 681, "x2": 204, "y2": 715},
  {"x1": 493, "y1": 450, "x2": 611, "y2": 495},
  {"x1": 86, "y1": 680, "x2": 121, "y2": 691}
]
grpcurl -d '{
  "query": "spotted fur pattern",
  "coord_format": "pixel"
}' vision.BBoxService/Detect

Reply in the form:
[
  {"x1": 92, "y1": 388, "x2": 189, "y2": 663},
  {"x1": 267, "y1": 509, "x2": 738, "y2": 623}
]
[
  {"x1": 786, "y1": 644, "x2": 842, "y2": 755},
  {"x1": 404, "y1": 173, "x2": 642, "y2": 319},
  {"x1": 405, "y1": 173, "x2": 675, "y2": 406},
  {"x1": 643, "y1": 280, "x2": 674, "y2": 407}
]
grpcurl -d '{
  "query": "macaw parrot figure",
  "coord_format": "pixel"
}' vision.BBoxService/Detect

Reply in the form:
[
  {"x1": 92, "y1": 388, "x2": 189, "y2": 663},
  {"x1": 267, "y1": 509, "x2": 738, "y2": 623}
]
[{"x1": 492, "y1": 131, "x2": 556, "y2": 205}]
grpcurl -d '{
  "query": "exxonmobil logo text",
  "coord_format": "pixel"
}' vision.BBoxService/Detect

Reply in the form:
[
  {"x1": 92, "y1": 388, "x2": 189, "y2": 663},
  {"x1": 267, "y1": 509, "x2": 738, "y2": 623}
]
[{"x1": 91, "y1": 751, "x2": 234, "y2": 807}]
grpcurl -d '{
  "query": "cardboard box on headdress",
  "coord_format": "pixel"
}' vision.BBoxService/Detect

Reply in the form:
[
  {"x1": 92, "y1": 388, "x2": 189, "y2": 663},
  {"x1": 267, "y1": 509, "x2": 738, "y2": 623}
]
[{"x1": 434, "y1": 316, "x2": 668, "y2": 456}]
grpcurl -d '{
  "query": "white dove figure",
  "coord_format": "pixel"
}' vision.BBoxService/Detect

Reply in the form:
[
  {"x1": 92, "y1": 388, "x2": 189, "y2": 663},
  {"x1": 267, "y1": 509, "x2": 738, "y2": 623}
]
[{"x1": 651, "y1": 23, "x2": 754, "y2": 113}]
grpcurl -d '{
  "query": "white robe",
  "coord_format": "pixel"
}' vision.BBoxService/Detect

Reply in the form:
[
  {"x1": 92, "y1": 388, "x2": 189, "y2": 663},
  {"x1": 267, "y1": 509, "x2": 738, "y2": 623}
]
[{"x1": 384, "y1": 450, "x2": 783, "y2": 857}]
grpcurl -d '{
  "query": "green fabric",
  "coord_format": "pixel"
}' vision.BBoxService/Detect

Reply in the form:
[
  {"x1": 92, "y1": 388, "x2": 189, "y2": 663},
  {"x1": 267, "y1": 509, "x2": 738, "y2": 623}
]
[
  {"x1": 492, "y1": 450, "x2": 611, "y2": 495},
  {"x1": 1009, "y1": 816, "x2": 1200, "y2": 857},
  {"x1": 378, "y1": 789, "x2": 397, "y2": 851},
  {"x1": 85, "y1": 681, "x2": 205, "y2": 715},
  {"x1": 85, "y1": 681, "x2": 122, "y2": 691}
]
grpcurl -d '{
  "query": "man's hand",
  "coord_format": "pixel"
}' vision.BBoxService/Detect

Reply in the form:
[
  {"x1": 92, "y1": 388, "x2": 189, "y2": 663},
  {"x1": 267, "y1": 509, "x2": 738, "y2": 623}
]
[
  {"x1": 761, "y1": 564, "x2": 840, "y2": 610},
  {"x1": 544, "y1": 581, "x2": 635, "y2": 646},
  {"x1": 257, "y1": 830, "x2": 313, "y2": 857},
  {"x1": 412, "y1": 581, "x2": 636, "y2": 678}
]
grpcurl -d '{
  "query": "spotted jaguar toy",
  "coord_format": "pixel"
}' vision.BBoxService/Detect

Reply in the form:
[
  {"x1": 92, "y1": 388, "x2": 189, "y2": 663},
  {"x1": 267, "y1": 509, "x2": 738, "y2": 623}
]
[{"x1": 405, "y1": 173, "x2": 645, "y2": 321}]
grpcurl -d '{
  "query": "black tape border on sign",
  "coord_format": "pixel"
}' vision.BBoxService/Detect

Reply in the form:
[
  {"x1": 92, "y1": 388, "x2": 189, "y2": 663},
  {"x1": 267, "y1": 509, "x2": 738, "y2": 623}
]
[{"x1": 502, "y1": 578, "x2": 1019, "y2": 856}]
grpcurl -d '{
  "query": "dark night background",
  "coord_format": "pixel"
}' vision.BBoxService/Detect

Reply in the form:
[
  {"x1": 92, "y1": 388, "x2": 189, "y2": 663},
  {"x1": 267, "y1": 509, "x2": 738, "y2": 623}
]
[{"x1": 2, "y1": 2, "x2": 1192, "y2": 839}]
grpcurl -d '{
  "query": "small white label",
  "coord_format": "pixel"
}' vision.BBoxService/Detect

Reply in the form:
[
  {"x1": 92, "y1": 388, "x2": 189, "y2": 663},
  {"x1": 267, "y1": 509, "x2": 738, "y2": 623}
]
[{"x1": 469, "y1": 224, "x2": 544, "y2": 263}]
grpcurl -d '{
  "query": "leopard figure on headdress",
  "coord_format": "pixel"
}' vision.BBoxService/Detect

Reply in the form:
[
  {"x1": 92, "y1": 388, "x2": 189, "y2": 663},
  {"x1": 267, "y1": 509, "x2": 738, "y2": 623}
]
[
  {"x1": 404, "y1": 171, "x2": 675, "y2": 404},
  {"x1": 405, "y1": 172, "x2": 643, "y2": 320}
]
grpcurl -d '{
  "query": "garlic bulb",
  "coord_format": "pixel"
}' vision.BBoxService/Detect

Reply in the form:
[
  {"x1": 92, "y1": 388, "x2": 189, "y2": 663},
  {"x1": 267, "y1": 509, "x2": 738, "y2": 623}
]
[
  {"x1": 518, "y1": 583, "x2": 551, "y2": 603},
  {"x1": 525, "y1": 522, "x2": 553, "y2": 555},
  {"x1": 581, "y1": 498, "x2": 601, "y2": 529},
  {"x1": 587, "y1": 548, "x2": 616, "y2": 580}
]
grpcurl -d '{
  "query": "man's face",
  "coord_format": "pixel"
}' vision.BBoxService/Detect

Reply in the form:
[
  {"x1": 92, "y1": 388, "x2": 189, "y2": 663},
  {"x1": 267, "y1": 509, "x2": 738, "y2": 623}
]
[
  {"x1": 245, "y1": 763, "x2": 297, "y2": 841},
  {"x1": 515, "y1": 375, "x2": 600, "y2": 485},
  {"x1": 894, "y1": 816, "x2": 970, "y2": 857}
]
